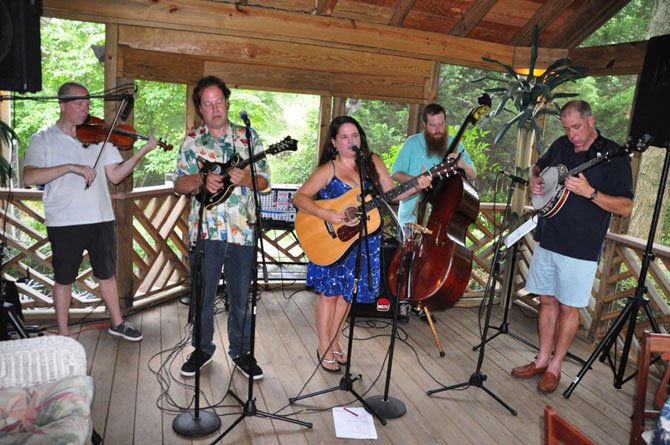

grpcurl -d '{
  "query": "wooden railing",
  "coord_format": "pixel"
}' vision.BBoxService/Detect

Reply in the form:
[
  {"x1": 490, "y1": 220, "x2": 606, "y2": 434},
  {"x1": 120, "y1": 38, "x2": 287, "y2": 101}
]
[{"x1": 2, "y1": 187, "x2": 668, "y2": 357}]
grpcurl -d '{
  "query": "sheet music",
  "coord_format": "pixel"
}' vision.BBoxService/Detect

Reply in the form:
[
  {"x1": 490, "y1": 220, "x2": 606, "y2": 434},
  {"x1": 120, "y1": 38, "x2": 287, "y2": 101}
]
[{"x1": 504, "y1": 214, "x2": 538, "y2": 248}]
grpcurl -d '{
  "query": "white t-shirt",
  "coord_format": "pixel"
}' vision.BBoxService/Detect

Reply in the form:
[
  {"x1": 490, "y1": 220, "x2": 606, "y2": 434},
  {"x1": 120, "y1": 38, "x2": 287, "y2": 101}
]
[{"x1": 23, "y1": 124, "x2": 123, "y2": 227}]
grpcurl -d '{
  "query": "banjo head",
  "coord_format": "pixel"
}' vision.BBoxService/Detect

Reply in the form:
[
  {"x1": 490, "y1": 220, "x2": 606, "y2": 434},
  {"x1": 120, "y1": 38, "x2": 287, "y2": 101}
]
[{"x1": 531, "y1": 166, "x2": 566, "y2": 216}]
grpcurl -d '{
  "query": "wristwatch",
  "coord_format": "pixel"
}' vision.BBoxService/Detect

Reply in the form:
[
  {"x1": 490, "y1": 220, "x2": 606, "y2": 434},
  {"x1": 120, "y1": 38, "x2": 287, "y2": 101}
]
[{"x1": 590, "y1": 189, "x2": 599, "y2": 200}]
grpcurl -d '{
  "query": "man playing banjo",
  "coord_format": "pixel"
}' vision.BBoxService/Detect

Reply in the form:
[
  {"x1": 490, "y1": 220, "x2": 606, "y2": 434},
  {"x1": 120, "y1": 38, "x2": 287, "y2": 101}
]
[{"x1": 511, "y1": 100, "x2": 634, "y2": 394}]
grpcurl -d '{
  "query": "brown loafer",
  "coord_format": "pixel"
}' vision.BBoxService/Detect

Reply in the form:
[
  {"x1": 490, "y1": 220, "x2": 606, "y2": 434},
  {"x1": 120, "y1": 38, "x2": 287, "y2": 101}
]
[
  {"x1": 537, "y1": 371, "x2": 561, "y2": 393},
  {"x1": 511, "y1": 362, "x2": 548, "y2": 379}
]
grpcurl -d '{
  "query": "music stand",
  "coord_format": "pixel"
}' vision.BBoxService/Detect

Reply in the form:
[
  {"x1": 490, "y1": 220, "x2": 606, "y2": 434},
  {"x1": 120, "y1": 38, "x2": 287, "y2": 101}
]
[
  {"x1": 426, "y1": 175, "x2": 518, "y2": 416},
  {"x1": 210, "y1": 117, "x2": 312, "y2": 443},
  {"x1": 564, "y1": 137, "x2": 666, "y2": 398},
  {"x1": 288, "y1": 148, "x2": 387, "y2": 426}
]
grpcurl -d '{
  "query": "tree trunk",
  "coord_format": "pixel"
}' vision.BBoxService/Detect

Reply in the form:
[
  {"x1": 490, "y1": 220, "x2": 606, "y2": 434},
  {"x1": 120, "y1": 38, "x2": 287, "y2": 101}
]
[{"x1": 627, "y1": 0, "x2": 670, "y2": 244}]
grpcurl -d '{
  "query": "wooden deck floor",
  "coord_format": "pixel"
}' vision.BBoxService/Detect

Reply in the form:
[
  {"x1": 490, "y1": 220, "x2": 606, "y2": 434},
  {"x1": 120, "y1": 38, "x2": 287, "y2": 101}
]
[{"x1": 74, "y1": 287, "x2": 639, "y2": 444}]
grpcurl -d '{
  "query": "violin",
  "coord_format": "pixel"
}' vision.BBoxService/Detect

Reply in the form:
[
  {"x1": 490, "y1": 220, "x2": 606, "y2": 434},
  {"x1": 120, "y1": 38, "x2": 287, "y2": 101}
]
[{"x1": 76, "y1": 115, "x2": 173, "y2": 151}]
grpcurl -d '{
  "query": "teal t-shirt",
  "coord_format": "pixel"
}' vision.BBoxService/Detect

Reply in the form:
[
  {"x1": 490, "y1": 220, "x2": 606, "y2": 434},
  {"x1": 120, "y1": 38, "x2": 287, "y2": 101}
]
[{"x1": 391, "y1": 133, "x2": 474, "y2": 227}]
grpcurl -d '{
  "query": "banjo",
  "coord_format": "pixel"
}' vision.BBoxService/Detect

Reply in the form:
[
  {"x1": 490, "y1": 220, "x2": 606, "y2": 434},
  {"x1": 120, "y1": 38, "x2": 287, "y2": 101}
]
[{"x1": 531, "y1": 135, "x2": 652, "y2": 218}]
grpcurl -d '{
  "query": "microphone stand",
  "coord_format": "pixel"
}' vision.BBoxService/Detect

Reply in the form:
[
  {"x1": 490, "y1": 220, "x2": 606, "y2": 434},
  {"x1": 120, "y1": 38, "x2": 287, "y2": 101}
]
[
  {"x1": 172, "y1": 168, "x2": 221, "y2": 437},
  {"x1": 365, "y1": 198, "x2": 407, "y2": 418},
  {"x1": 289, "y1": 148, "x2": 387, "y2": 426},
  {"x1": 211, "y1": 118, "x2": 311, "y2": 444},
  {"x1": 426, "y1": 175, "x2": 518, "y2": 416}
]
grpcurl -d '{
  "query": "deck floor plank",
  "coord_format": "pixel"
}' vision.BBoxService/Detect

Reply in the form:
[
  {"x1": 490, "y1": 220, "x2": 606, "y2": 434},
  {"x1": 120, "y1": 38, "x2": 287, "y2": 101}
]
[{"x1": 76, "y1": 289, "x2": 643, "y2": 444}]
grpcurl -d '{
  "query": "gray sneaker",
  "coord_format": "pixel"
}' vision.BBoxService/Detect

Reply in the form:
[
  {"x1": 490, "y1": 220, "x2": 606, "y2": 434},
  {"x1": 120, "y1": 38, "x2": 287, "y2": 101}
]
[{"x1": 108, "y1": 321, "x2": 143, "y2": 341}]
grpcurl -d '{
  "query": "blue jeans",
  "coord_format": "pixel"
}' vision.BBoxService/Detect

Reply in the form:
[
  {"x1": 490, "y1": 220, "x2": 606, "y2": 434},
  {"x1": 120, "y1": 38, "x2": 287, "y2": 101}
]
[{"x1": 190, "y1": 239, "x2": 254, "y2": 358}]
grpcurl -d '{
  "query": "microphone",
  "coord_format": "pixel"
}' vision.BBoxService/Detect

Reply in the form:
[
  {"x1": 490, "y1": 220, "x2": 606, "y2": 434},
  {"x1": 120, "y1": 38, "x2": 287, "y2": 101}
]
[
  {"x1": 120, "y1": 94, "x2": 134, "y2": 121},
  {"x1": 500, "y1": 170, "x2": 529, "y2": 186},
  {"x1": 349, "y1": 143, "x2": 360, "y2": 153},
  {"x1": 239, "y1": 110, "x2": 251, "y2": 127},
  {"x1": 199, "y1": 158, "x2": 222, "y2": 175}
]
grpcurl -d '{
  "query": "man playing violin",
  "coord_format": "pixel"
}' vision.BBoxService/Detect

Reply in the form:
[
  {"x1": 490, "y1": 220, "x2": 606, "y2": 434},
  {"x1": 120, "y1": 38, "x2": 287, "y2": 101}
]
[
  {"x1": 511, "y1": 100, "x2": 634, "y2": 394},
  {"x1": 173, "y1": 76, "x2": 269, "y2": 380},
  {"x1": 23, "y1": 81, "x2": 158, "y2": 340},
  {"x1": 391, "y1": 103, "x2": 477, "y2": 231}
]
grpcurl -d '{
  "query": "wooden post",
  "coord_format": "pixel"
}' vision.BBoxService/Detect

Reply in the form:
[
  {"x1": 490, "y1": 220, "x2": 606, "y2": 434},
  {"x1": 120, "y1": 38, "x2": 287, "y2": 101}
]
[
  {"x1": 332, "y1": 96, "x2": 345, "y2": 117},
  {"x1": 316, "y1": 96, "x2": 332, "y2": 163},
  {"x1": 185, "y1": 84, "x2": 198, "y2": 132},
  {"x1": 407, "y1": 103, "x2": 422, "y2": 137},
  {"x1": 105, "y1": 24, "x2": 135, "y2": 311}
]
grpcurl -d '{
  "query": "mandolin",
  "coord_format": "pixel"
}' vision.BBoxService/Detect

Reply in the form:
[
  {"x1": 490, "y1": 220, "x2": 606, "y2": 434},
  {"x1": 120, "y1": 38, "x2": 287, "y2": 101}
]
[{"x1": 200, "y1": 136, "x2": 298, "y2": 209}]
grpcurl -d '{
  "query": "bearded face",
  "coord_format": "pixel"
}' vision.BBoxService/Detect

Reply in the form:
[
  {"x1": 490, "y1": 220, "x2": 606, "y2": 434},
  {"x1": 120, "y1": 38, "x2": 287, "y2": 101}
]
[{"x1": 423, "y1": 112, "x2": 448, "y2": 156}]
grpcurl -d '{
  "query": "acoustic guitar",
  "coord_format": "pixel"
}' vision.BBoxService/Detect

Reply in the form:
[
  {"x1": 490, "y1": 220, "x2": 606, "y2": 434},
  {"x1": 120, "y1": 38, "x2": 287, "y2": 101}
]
[
  {"x1": 531, "y1": 135, "x2": 652, "y2": 218},
  {"x1": 200, "y1": 136, "x2": 298, "y2": 209},
  {"x1": 295, "y1": 159, "x2": 457, "y2": 266}
]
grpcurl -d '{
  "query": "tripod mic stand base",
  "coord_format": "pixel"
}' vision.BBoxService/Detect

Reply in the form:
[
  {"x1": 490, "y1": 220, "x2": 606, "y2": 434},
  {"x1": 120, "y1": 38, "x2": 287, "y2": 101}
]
[
  {"x1": 365, "y1": 395, "x2": 406, "y2": 419},
  {"x1": 172, "y1": 410, "x2": 221, "y2": 437}
]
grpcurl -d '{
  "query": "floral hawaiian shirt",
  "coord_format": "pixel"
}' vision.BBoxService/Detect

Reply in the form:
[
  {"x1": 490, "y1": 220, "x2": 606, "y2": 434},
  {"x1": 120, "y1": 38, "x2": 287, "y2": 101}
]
[{"x1": 175, "y1": 123, "x2": 270, "y2": 246}]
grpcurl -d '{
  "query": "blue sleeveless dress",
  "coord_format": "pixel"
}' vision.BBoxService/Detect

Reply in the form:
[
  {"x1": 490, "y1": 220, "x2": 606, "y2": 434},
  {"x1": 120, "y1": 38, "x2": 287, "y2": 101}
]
[{"x1": 306, "y1": 176, "x2": 381, "y2": 303}]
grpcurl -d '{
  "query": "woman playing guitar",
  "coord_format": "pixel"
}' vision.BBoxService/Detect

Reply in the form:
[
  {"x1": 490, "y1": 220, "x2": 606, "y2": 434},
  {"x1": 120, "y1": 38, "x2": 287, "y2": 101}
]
[{"x1": 292, "y1": 116, "x2": 431, "y2": 372}]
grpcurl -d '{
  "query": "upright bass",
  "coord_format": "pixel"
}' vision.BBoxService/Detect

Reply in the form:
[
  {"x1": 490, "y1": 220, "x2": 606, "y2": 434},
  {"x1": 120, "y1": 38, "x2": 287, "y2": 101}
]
[{"x1": 388, "y1": 95, "x2": 491, "y2": 311}]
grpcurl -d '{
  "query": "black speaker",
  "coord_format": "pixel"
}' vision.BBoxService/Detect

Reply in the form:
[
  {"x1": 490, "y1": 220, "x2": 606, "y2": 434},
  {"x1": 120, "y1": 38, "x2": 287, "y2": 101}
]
[
  {"x1": 352, "y1": 240, "x2": 398, "y2": 319},
  {"x1": 0, "y1": 0, "x2": 42, "y2": 93},
  {"x1": 629, "y1": 34, "x2": 670, "y2": 148}
]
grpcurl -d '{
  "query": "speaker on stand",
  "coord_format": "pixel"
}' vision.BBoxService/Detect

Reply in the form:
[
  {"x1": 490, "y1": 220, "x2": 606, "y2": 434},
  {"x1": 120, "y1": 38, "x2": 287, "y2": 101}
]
[
  {"x1": 0, "y1": 0, "x2": 42, "y2": 93},
  {"x1": 629, "y1": 34, "x2": 670, "y2": 147}
]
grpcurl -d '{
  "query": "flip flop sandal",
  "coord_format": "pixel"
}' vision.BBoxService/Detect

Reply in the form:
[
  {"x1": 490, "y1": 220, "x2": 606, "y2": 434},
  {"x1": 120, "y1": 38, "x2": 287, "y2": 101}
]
[
  {"x1": 332, "y1": 350, "x2": 348, "y2": 365},
  {"x1": 317, "y1": 349, "x2": 341, "y2": 373}
]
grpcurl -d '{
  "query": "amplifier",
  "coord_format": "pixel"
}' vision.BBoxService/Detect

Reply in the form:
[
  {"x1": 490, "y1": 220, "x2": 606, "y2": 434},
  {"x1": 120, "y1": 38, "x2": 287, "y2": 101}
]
[
  {"x1": 352, "y1": 242, "x2": 399, "y2": 319},
  {"x1": 260, "y1": 185, "x2": 298, "y2": 227}
]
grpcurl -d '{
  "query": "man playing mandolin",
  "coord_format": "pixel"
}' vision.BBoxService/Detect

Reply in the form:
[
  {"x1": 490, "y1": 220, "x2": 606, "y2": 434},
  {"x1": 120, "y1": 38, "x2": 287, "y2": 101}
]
[
  {"x1": 23, "y1": 81, "x2": 158, "y2": 340},
  {"x1": 391, "y1": 103, "x2": 477, "y2": 230},
  {"x1": 511, "y1": 100, "x2": 634, "y2": 394},
  {"x1": 174, "y1": 76, "x2": 269, "y2": 380}
]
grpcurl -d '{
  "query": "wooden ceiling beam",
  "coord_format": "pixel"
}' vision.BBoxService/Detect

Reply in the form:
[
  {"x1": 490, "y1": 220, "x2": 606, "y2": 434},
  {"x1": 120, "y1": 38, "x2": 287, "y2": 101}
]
[
  {"x1": 568, "y1": 40, "x2": 647, "y2": 76},
  {"x1": 448, "y1": 0, "x2": 497, "y2": 37},
  {"x1": 316, "y1": 0, "x2": 338, "y2": 16},
  {"x1": 388, "y1": 0, "x2": 416, "y2": 27},
  {"x1": 42, "y1": 0, "x2": 517, "y2": 71},
  {"x1": 541, "y1": 0, "x2": 631, "y2": 48},
  {"x1": 508, "y1": 0, "x2": 575, "y2": 46}
]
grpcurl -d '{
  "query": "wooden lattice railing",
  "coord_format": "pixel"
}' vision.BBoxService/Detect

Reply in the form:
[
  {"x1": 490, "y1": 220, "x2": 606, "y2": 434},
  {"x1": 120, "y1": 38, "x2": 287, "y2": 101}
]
[
  {"x1": 1, "y1": 186, "x2": 668, "y2": 357},
  {"x1": 0, "y1": 186, "x2": 191, "y2": 320}
]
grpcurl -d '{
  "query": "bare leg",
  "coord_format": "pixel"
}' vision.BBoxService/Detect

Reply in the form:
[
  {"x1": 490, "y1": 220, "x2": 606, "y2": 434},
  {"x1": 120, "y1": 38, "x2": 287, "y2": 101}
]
[
  {"x1": 546, "y1": 303, "x2": 580, "y2": 376},
  {"x1": 315, "y1": 294, "x2": 339, "y2": 370},
  {"x1": 535, "y1": 295, "x2": 559, "y2": 368},
  {"x1": 98, "y1": 276, "x2": 124, "y2": 327},
  {"x1": 330, "y1": 296, "x2": 351, "y2": 362},
  {"x1": 53, "y1": 283, "x2": 73, "y2": 335}
]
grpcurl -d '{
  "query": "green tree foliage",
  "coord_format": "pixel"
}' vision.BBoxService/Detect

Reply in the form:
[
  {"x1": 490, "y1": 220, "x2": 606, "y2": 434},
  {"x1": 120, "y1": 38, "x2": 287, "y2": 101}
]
[{"x1": 13, "y1": 19, "x2": 105, "y2": 156}]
